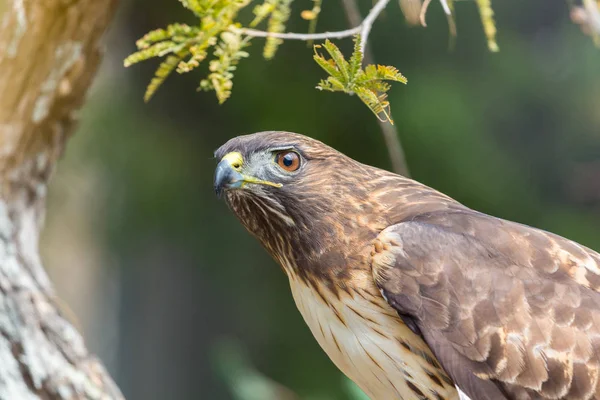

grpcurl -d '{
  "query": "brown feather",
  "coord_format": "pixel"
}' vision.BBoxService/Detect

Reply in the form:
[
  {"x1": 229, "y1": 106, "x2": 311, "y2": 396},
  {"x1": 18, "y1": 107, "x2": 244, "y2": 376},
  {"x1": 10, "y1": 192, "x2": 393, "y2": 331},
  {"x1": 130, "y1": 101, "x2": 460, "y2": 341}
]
[{"x1": 372, "y1": 212, "x2": 600, "y2": 399}]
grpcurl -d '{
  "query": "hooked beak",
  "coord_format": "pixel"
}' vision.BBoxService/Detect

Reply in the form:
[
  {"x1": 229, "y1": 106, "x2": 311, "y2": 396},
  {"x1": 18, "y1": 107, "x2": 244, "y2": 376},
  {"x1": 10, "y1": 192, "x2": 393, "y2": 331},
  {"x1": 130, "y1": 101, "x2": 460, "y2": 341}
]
[
  {"x1": 214, "y1": 158, "x2": 245, "y2": 197},
  {"x1": 214, "y1": 152, "x2": 282, "y2": 198}
]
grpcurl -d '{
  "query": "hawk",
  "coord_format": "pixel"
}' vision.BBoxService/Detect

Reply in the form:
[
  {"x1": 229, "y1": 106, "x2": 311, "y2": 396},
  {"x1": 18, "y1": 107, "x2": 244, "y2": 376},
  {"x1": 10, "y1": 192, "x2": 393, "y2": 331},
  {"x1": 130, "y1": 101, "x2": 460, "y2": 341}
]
[{"x1": 214, "y1": 131, "x2": 600, "y2": 400}]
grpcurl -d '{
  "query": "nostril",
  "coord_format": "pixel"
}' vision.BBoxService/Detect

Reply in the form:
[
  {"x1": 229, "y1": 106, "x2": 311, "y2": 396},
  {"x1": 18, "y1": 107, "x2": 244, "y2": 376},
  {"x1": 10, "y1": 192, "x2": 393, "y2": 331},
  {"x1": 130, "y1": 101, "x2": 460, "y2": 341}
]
[{"x1": 232, "y1": 163, "x2": 241, "y2": 169}]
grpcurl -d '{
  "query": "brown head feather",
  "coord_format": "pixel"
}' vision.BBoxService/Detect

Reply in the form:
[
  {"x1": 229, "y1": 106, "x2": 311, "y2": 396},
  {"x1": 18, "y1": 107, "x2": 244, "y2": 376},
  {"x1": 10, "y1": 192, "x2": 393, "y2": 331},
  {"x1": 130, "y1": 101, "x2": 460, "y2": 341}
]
[{"x1": 215, "y1": 131, "x2": 463, "y2": 290}]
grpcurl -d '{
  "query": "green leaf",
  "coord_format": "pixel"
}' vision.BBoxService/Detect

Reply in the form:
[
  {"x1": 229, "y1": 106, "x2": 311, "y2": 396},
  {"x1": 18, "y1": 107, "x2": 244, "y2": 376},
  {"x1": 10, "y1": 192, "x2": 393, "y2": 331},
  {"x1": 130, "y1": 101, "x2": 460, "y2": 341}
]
[
  {"x1": 263, "y1": 0, "x2": 293, "y2": 59},
  {"x1": 316, "y1": 76, "x2": 345, "y2": 91},
  {"x1": 355, "y1": 86, "x2": 393, "y2": 123},
  {"x1": 144, "y1": 52, "x2": 189, "y2": 102},
  {"x1": 178, "y1": 0, "x2": 204, "y2": 17},
  {"x1": 124, "y1": 41, "x2": 178, "y2": 67},
  {"x1": 200, "y1": 30, "x2": 251, "y2": 103},
  {"x1": 321, "y1": 39, "x2": 350, "y2": 83},
  {"x1": 313, "y1": 35, "x2": 407, "y2": 124},
  {"x1": 348, "y1": 35, "x2": 364, "y2": 81},
  {"x1": 313, "y1": 47, "x2": 341, "y2": 79},
  {"x1": 363, "y1": 80, "x2": 391, "y2": 93},
  {"x1": 177, "y1": 46, "x2": 210, "y2": 73},
  {"x1": 126, "y1": 0, "x2": 253, "y2": 102},
  {"x1": 250, "y1": 0, "x2": 278, "y2": 27},
  {"x1": 135, "y1": 28, "x2": 170, "y2": 49},
  {"x1": 360, "y1": 64, "x2": 407, "y2": 84},
  {"x1": 167, "y1": 23, "x2": 200, "y2": 39}
]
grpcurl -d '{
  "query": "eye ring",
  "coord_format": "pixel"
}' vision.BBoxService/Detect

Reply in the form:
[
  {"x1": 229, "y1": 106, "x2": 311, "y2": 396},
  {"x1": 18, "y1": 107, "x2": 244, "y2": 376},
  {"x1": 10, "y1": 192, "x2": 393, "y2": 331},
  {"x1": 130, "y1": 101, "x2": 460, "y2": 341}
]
[{"x1": 275, "y1": 151, "x2": 301, "y2": 172}]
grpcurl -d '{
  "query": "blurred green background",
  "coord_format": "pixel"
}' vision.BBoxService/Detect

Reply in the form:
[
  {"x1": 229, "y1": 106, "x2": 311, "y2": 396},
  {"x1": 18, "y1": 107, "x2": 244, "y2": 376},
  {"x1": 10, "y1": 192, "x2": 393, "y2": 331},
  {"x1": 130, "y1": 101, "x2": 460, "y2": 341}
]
[{"x1": 40, "y1": 0, "x2": 600, "y2": 399}]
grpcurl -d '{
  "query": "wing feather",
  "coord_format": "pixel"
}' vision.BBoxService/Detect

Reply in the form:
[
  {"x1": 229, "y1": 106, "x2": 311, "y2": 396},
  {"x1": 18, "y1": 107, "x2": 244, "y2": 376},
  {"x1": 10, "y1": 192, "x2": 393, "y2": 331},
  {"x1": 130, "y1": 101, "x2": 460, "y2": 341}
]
[{"x1": 371, "y1": 210, "x2": 600, "y2": 399}]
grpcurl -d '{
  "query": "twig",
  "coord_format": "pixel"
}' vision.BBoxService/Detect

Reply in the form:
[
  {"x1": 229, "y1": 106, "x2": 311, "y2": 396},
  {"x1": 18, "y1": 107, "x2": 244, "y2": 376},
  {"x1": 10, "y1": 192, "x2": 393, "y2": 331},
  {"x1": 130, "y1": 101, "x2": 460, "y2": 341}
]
[
  {"x1": 420, "y1": 0, "x2": 433, "y2": 26},
  {"x1": 379, "y1": 120, "x2": 410, "y2": 177},
  {"x1": 439, "y1": 0, "x2": 451, "y2": 15},
  {"x1": 340, "y1": 0, "x2": 410, "y2": 177},
  {"x1": 238, "y1": 0, "x2": 391, "y2": 49},
  {"x1": 358, "y1": 0, "x2": 391, "y2": 53},
  {"x1": 340, "y1": 0, "x2": 363, "y2": 30}
]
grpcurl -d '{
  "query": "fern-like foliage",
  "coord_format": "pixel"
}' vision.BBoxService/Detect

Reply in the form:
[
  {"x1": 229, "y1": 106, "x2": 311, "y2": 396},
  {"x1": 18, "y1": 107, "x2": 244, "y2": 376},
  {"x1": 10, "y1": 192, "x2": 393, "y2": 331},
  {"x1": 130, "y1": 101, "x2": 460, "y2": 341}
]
[
  {"x1": 263, "y1": 0, "x2": 294, "y2": 59},
  {"x1": 200, "y1": 30, "x2": 251, "y2": 104},
  {"x1": 178, "y1": 0, "x2": 204, "y2": 16},
  {"x1": 475, "y1": 0, "x2": 499, "y2": 52},
  {"x1": 314, "y1": 36, "x2": 407, "y2": 124},
  {"x1": 125, "y1": 24, "x2": 200, "y2": 66},
  {"x1": 126, "y1": 0, "x2": 550, "y2": 123},
  {"x1": 145, "y1": 52, "x2": 190, "y2": 102},
  {"x1": 249, "y1": 0, "x2": 294, "y2": 58},
  {"x1": 125, "y1": 0, "x2": 251, "y2": 102},
  {"x1": 250, "y1": 0, "x2": 278, "y2": 27}
]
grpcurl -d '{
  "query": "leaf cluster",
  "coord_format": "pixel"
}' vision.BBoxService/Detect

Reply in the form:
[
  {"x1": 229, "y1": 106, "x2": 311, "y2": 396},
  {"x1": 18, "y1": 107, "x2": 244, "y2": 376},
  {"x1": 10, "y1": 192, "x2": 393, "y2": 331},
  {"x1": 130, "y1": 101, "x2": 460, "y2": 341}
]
[
  {"x1": 124, "y1": 0, "x2": 252, "y2": 102},
  {"x1": 314, "y1": 36, "x2": 407, "y2": 124},
  {"x1": 125, "y1": 0, "x2": 599, "y2": 126},
  {"x1": 124, "y1": 0, "x2": 304, "y2": 103},
  {"x1": 199, "y1": 30, "x2": 251, "y2": 103}
]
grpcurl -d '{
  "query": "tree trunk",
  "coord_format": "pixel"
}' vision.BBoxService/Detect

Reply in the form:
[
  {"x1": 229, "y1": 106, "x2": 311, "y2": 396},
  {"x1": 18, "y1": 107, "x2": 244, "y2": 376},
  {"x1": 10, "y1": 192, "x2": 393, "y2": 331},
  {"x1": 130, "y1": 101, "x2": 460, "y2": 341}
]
[{"x1": 0, "y1": 0, "x2": 122, "y2": 398}]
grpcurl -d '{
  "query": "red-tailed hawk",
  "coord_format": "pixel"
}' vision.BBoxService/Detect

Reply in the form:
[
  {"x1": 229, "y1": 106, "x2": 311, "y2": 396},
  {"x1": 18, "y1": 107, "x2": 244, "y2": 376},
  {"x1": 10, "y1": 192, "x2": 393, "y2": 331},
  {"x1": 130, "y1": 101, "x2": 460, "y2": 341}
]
[{"x1": 214, "y1": 131, "x2": 600, "y2": 400}]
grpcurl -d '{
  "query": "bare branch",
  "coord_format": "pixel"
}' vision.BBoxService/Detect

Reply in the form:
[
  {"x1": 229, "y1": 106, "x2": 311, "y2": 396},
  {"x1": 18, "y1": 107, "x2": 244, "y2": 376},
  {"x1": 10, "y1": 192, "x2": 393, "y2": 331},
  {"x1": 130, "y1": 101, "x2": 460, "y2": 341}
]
[
  {"x1": 420, "y1": 0, "x2": 433, "y2": 26},
  {"x1": 439, "y1": 0, "x2": 451, "y2": 15},
  {"x1": 377, "y1": 117, "x2": 411, "y2": 177},
  {"x1": 358, "y1": 0, "x2": 391, "y2": 52},
  {"x1": 239, "y1": 0, "x2": 391, "y2": 47}
]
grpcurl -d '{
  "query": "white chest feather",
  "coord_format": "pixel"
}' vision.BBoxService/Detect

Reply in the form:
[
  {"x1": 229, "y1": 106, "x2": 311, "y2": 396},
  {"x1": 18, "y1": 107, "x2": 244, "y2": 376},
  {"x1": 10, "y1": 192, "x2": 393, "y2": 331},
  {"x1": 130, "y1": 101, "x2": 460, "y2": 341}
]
[{"x1": 288, "y1": 273, "x2": 458, "y2": 400}]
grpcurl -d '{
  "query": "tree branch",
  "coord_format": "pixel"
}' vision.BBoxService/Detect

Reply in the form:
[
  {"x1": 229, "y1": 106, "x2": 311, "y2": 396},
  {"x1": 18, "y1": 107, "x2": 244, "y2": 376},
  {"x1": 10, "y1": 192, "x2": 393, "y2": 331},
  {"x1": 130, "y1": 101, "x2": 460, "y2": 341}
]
[
  {"x1": 0, "y1": 0, "x2": 122, "y2": 398},
  {"x1": 357, "y1": 0, "x2": 391, "y2": 52},
  {"x1": 339, "y1": 0, "x2": 410, "y2": 176},
  {"x1": 239, "y1": 0, "x2": 391, "y2": 49},
  {"x1": 439, "y1": 0, "x2": 451, "y2": 15}
]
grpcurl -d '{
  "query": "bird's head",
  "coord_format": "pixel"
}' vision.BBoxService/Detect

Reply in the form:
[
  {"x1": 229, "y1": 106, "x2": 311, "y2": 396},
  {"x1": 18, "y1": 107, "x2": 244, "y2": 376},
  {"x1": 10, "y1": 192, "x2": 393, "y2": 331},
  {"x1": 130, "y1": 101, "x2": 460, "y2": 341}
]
[{"x1": 214, "y1": 131, "x2": 381, "y2": 274}]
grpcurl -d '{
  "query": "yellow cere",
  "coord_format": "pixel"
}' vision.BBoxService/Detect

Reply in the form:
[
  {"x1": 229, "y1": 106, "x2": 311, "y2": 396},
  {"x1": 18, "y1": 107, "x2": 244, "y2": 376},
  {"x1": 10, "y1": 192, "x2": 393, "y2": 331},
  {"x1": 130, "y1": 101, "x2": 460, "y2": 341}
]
[{"x1": 222, "y1": 152, "x2": 244, "y2": 171}]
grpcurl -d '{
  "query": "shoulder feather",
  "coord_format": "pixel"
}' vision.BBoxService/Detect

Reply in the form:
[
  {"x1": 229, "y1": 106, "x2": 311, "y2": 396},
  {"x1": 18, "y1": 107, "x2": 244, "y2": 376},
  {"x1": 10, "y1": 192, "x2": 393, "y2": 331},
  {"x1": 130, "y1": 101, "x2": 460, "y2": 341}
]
[{"x1": 371, "y1": 210, "x2": 600, "y2": 400}]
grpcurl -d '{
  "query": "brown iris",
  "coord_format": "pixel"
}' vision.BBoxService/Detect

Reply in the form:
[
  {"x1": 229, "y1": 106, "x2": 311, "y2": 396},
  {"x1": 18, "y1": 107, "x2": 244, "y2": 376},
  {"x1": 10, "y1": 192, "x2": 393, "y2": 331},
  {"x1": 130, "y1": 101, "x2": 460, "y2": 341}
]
[{"x1": 276, "y1": 151, "x2": 301, "y2": 172}]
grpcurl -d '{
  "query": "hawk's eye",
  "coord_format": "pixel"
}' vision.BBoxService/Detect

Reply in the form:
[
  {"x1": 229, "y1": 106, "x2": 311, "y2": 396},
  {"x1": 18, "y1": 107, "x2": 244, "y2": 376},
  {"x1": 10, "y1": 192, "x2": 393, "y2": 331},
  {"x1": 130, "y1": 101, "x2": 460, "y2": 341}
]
[{"x1": 275, "y1": 151, "x2": 301, "y2": 172}]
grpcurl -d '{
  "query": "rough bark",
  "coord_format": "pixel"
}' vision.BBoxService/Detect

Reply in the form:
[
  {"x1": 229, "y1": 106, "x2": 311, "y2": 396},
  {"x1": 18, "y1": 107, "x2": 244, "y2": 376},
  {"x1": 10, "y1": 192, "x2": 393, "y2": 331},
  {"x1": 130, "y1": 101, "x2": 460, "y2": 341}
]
[{"x1": 0, "y1": 0, "x2": 122, "y2": 399}]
